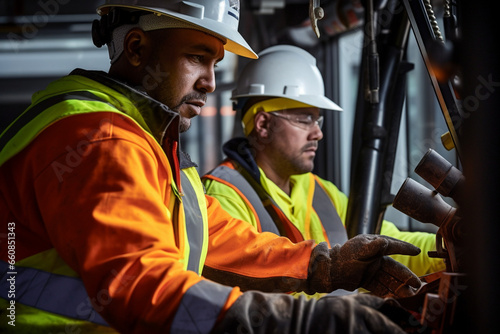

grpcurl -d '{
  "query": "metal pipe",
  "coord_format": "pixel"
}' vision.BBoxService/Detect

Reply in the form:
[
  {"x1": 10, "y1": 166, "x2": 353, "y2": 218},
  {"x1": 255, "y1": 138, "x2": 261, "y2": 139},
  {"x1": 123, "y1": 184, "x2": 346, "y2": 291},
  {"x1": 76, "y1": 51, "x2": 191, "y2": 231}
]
[{"x1": 346, "y1": 3, "x2": 411, "y2": 237}]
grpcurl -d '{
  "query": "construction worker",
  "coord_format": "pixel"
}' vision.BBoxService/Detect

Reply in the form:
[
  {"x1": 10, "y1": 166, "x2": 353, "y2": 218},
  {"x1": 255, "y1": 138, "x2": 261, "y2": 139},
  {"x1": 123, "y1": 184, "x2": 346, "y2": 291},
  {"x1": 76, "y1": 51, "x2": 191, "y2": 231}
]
[
  {"x1": 0, "y1": 2, "x2": 422, "y2": 333},
  {"x1": 203, "y1": 45, "x2": 446, "y2": 278}
]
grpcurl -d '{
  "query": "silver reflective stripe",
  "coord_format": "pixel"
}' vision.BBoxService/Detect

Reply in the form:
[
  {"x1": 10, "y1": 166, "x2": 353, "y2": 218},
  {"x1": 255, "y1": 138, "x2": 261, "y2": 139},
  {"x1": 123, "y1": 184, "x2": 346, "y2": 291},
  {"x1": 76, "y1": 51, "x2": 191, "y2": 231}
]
[
  {"x1": 208, "y1": 165, "x2": 280, "y2": 235},
  {"x1": 181, "y1": 170, "x2": 204, "y2": 273},
  {"x1": 312, "y1": 179, "x2": 348, "y2": 246},
  {"x1": 0, "y1": 260, "x2": 108, "y2": 326},
  {"x1": 171, "y1": 280, "x2": 233, "y2": 333}
]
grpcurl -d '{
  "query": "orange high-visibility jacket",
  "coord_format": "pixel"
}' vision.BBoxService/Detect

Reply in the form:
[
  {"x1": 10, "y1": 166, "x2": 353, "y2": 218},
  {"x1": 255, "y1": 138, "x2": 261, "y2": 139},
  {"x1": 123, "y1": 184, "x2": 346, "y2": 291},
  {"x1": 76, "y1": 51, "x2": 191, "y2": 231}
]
[{"x1": 0, "y1": 69, "x2": 315, "y2": 333}]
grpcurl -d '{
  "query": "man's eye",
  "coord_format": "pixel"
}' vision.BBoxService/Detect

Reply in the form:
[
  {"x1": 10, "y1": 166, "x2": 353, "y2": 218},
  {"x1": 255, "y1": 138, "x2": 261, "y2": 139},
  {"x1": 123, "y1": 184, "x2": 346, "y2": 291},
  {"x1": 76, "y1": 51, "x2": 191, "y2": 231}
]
[{"x1": 190, "y1": 55, "x2": 204, "y2": 62}]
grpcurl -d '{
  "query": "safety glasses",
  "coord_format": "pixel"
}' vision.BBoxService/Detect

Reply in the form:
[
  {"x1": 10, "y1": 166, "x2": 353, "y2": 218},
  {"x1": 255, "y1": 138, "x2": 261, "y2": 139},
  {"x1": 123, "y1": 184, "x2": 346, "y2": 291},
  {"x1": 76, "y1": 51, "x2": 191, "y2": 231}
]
[{"x1": 269, "y1": 112, "x2": 324, "y2": 130}]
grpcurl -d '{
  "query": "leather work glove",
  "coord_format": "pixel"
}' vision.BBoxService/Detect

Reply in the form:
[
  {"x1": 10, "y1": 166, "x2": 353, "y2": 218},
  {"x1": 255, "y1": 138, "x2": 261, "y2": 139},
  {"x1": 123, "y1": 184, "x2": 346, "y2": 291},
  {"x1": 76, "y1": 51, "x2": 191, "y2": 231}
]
[
  {"x1": 306, "y1": 234, "x2": 422, "y2": 298},
  {"x1": 211, "y1": 290, "x2": 419, "y2": 334}
]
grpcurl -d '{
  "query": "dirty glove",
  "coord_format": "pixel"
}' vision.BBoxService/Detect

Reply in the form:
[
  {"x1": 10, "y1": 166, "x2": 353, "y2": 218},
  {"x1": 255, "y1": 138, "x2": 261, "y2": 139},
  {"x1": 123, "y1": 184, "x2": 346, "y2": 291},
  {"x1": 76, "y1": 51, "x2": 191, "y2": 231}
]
[
  {"x1": 211, "y1": 290, "x2": 418, "y2": 334},
  {"x1": 307, "y1": 234, "x2": 422, "y2": 298}
]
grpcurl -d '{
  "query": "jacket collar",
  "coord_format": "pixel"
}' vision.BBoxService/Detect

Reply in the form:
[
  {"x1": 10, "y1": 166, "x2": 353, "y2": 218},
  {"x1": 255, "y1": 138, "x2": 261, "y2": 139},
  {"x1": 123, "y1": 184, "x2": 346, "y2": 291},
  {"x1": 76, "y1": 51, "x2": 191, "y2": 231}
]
[
  {"x1": 70, "y1": 69, "x2": 197, "y2": 169},
  {"x1": 222, "y1": 137, "x2": 261, "y2": 183}
]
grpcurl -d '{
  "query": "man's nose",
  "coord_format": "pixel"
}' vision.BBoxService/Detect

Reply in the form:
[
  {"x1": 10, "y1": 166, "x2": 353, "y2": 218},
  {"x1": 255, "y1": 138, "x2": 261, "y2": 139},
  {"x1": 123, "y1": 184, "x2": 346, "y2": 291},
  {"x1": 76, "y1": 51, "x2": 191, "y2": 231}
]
[{"x1": 196, "y1": 67, "x2": 216, "y2": 93}]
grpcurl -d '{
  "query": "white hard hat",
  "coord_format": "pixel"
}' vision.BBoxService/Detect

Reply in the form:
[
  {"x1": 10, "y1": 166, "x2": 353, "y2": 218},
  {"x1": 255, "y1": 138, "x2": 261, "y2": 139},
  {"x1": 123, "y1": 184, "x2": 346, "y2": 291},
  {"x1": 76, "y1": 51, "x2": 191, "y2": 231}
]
[
  {"x1": 232, "y1": 45, "x2": 342, "y2": 111},
  {"x1": 96, "y1": 0, "x2": 257, "y2": 59}
]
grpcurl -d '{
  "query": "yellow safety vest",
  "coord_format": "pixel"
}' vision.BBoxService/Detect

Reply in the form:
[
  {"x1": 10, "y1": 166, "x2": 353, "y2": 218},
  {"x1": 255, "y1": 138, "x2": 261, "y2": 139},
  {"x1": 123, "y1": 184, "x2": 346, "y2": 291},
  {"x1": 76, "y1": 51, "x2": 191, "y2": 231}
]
[{"x1": 205, "y1": 163, "x2": 348, "y2": 246}]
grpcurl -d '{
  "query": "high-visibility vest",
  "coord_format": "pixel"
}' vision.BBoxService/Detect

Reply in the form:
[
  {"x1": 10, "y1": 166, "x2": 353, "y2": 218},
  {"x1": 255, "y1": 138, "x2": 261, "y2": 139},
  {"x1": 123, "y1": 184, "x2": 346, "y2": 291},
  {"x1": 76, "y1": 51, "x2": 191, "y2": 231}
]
[
  {"x1": 204, "y1": 163, "x2": 348, "y2": 246},
  {"x1": 0, "y1": 76, "x2": 212, "y2": 331}
]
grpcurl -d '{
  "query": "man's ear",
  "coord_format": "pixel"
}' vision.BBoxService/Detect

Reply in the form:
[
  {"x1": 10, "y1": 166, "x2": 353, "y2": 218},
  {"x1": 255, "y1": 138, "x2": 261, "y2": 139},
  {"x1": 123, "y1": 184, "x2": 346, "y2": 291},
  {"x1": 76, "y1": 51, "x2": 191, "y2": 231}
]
[
  {"x1": 123, "y1": 28, "x2": 151, "y2": 67},
  {"x1": 254, "y1": 111, "x2": 271, "y2": 138}
]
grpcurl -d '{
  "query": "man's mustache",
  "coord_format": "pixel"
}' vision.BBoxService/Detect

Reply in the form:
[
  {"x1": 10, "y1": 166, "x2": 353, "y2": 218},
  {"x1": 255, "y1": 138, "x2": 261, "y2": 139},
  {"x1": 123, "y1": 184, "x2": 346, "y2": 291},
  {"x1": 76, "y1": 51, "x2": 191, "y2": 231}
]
[
  {"x1": 173, "y1": 92, "x2": 207, "y2": 111},
  {"x1": 303, "y1": 142, "x2": 318, "y2": 151}
]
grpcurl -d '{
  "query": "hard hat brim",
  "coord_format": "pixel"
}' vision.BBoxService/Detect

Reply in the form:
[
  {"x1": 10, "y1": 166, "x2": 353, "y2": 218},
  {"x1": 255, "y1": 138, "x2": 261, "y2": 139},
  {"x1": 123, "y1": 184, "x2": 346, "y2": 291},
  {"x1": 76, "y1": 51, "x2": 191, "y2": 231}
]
[
  {"x1": 98, "y1": 4, "x2": 258, "y2": 59},
  {"x1": 232, "y1": 93, "x2": 343, "y2": 112}
]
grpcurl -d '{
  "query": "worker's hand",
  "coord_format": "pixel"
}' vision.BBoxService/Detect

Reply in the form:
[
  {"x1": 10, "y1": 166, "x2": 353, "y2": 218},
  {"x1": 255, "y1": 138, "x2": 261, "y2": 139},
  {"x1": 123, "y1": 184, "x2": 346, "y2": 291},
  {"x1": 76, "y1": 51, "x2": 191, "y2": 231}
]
[
  {"x1": 212, "y1": 290, "x2": 417, "y2": 334},
  {"x1": 307, "y1": 235, "x2": 422, "y2": 298}
]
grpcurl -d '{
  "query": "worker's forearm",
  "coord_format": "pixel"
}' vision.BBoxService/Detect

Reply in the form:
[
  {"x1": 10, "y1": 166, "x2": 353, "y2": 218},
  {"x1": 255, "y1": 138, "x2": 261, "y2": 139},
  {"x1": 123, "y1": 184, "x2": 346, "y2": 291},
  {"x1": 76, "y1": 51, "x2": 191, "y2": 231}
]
[{"x1": 204, "y1": 196, "x2": 315, "y2": 292}]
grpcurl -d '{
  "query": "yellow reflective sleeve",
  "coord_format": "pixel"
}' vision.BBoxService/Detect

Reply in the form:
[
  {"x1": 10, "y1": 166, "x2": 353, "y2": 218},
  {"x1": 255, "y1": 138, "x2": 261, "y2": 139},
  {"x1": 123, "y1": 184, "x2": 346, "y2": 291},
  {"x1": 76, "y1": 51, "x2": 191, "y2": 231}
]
[
  {"x1": 380, "y1": 221, "x2": 446, "y2": 276},
  {"x1": 15, "y1": 249, "x2": 78, "y2": 277},
  {"x1": 0, "y1": 299, "x2": 117, "y2": 334}
]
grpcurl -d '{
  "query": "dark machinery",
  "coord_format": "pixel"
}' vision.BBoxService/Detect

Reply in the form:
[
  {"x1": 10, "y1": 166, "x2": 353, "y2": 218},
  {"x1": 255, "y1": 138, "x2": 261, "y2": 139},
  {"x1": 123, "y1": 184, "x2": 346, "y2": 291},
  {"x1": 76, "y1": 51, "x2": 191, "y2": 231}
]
[
  {"x1": 392, "y1": 149, "x2": 467, "y2": 333},
  {"x1": 307, "y1": 0, "x2": 495, "y2": 332},
  {"x1": 331, "y1": 0, "x2": 470, "y2": 331},
  {"x1": 344, "y1": 0, "x2": 463, "y2": 239},
  {"x1": 328, "y1": 0, "x2": 499, "y2": 332}
]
